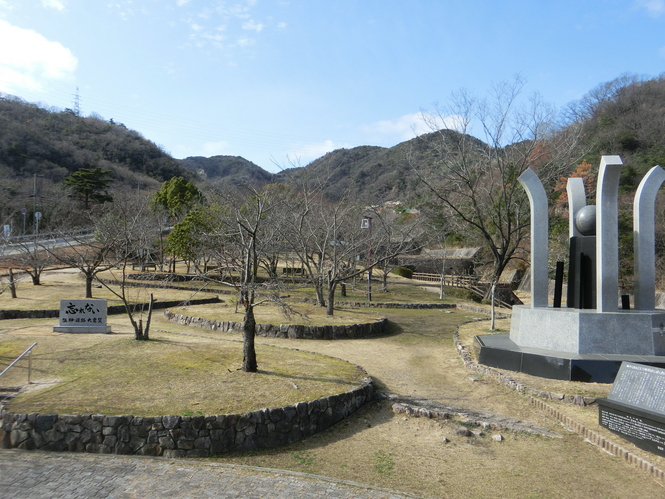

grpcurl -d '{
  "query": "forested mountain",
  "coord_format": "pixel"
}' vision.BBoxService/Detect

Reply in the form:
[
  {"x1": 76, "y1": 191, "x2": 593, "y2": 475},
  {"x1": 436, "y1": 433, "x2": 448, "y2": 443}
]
[
  {"x1": 0, "y1": 94, "x2": 188, "y2": 227},
  {"x1": 178, "y1": 155, "x2": 274, "y2": 187},
  {"x1": 272, "y1": 130, "x2": 489, "y2": 203},
  {"x1": 0, "y1": 95, "x2": 185, "y2": 182},
  {"x1": 570, "y1": 74, "x2": 665, "y2": 188},
  {"x1": 2, "y1": 74, "x2": 665, "y2": 230}
]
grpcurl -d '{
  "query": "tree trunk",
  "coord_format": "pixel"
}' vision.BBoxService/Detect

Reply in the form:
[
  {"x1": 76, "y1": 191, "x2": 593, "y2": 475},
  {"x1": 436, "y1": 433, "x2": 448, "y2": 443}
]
[
  {"x1": 315, "y1": 278, "x2": 326, "y2": 307},
  {"x1": 9, "y1": 268, "x2": 17, "y2": 298},
  {"x1": 143, "y1": 293, "x2": 153, "y2": 341},
  {"x1": 85, "y1": 274, "x2": 93, "y2": 299},
  {"x1": 242, "y1": 304, "x2": 258, "y2": 372},
  {"x1": 326, "y1": 281, "x2": 337, "y2": 316},
  {"x1": 31, "y1": 273, "x2": 40, "y2": 285},
  {"x1": 382, "y1": 272, "x2": 388, "y2": 293}
]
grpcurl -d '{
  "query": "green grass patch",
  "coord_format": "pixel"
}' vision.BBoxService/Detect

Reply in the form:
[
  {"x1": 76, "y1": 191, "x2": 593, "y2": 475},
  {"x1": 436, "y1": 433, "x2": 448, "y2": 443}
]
[{"x1": 374, "y1": 451, "x2": 394, "y2": 475}]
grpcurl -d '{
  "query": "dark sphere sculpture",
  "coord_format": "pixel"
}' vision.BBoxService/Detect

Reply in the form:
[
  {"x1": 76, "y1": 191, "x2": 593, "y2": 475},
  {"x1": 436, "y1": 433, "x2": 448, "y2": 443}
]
[{"x1": 575, "y1": 205, "x2": 597, "y2": 236}]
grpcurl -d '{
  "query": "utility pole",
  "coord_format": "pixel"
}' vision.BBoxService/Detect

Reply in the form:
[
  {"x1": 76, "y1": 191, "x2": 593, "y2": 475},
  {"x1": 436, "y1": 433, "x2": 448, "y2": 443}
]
[
  {"x1": 362, "y1": 216, "x2": 372, "y2": 302},
  {"x1": 33, "y1": 173, "x2": 37, "y2": 234}
]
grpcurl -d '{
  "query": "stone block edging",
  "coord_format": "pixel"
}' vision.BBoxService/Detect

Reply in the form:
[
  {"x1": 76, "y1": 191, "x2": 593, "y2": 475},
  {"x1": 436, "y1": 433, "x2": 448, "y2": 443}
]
[
  {"x1": 163, "y1": 311, "x2": 389, "y2": 340},
  {"x1": 1, "y1": 379, "x2": 374, "y2": 457},
  {"x1": 453, "y1": 319, "x2": 665, "y2": 481},
  {"x1": 528, "y1": 397, "x2": 665, "y2": 480},
  {"x1": 453, "y1": 319, "x2": 595, "y2": 406},
  {"x1": 96, "y1": 278, "x2": 228, "y2": 294}
]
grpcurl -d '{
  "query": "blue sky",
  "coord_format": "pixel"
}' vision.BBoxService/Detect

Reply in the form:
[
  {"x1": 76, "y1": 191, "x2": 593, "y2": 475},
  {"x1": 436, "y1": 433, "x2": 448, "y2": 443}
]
[{"x1": 1, "y1": 1, "x2": 664, "y2": 172}]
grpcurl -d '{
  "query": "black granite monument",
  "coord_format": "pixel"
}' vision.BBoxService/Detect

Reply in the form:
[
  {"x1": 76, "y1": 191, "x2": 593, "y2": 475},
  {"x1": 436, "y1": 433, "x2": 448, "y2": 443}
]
[{"x1": 598, "y1": 362, "x2": 665, "y2": 457}]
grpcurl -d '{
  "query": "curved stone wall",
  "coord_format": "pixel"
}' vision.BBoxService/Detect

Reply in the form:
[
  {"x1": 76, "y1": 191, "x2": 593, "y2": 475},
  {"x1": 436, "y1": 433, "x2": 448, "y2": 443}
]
[
  {"x1": 1, "y1": 379, "x2": 373, "y2": 457},
  {"x1": 0, "y1": 297, "x2": 221, "y2": 320},
  {"x1": 163, "y1": 311, "x2": 389, "y2": 340}
]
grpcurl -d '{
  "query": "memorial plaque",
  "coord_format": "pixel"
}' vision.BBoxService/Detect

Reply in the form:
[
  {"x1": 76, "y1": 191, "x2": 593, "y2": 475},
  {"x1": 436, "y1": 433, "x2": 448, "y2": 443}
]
[
  {"x1": 53, "y1": 299, "x2": 112, "y2": 333},
  {"x1": 598, "y1": 399, "x2": 665, "y2": 457},
  {"x1": 599, "y1": 362, "x2": 665, "y2": 457},
  {"x1": 608, "y1": 362, "x2": 665, "y2": 413}
]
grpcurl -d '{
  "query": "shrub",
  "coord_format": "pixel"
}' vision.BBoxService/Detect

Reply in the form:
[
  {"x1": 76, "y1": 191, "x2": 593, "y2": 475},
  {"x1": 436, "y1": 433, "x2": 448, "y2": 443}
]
[{"x1": 392, "y1": 267, "x2": 413, "y2": 278}]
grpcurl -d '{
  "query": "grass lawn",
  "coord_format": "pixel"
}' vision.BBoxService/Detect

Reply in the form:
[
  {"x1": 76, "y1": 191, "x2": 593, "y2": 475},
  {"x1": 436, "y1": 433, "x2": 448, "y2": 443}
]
[{"x1": 0, "y1": 323, "x2": 367, "y2": 417}]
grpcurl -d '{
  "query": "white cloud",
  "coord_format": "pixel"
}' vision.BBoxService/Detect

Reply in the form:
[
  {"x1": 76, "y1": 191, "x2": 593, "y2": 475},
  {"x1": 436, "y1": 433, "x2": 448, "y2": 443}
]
[
  {"x1": 363, "y1": 112, "x2": 464, "y2": 143},
  {"x1": 0, "y1": 20, "x2": 77, "y2": 94},
  {"x1": 176, "y1": 0, "x2": 191, "y2": 6},
  {"x1": 277, "y1": 22, "x2": 287, "y2": 29},
  {"x1": 182, "y1": 0, "x2": 266, "y2": 52},
  {"x1": 242, "y1": 19, "x2": 264, "y2": 32},
  {"x1": 236, "y1": 37, "x2": 255, "y2": 47},
  {"x1": 41, "y1": 0, "x2": 64, "y2": 10},
  {"x1": 635, "y1": 0, "x2": 665, "y2": 17}
]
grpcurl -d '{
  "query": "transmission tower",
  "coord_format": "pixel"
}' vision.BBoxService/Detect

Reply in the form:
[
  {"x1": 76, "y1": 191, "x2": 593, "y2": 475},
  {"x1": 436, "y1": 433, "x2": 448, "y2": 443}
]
[{"x1": 73, "y1": 87, "x2": 81, "y2": 116}]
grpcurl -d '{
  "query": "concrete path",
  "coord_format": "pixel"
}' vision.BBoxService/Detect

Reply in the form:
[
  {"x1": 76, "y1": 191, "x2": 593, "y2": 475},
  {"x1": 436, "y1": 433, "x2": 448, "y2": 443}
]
[{"x1": 0, "y1": 450, "x2": 421, "y2": 499}]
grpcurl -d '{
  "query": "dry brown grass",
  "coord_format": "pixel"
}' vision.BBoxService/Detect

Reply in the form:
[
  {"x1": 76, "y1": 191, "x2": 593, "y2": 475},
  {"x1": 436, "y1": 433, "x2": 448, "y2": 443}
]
[
  {"x1": 0, "y1": 320, "x2": 366, "y2": 416},
  {"x1": 458, "y1": 318, "x2": 613, "y2": 399},
  {"x1": 3, "y1": 271, "x2": 665, "y2": 498},
  {"x1": 0, "y1": 268, "x2": 206, "y2": 311}
]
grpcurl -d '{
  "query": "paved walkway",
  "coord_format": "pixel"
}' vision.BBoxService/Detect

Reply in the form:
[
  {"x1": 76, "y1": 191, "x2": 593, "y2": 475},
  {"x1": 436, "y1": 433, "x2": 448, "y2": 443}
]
[{"x1": 0, "y1": 450, "x2": 421, "y2": 499}]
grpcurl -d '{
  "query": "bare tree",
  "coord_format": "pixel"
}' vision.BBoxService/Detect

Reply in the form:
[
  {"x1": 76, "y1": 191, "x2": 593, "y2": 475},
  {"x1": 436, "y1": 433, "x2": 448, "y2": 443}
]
[
  {"x1": 205, "y1": 185, "x2": 285, "y2": 372},
  {"x1": 10, "y1": 239, "x2": 52, "y2": 285},
  {"x1": 95, "y1": 196, "x2": 161, "y2": 340},
  {"x1": 41, "y1": 226, "x2": 119, "y2": 298},
  {"x1": 414, "y1": 76, "x2": 581, "y2": 293},
  {"x1": 280, "y1": 189, "x2": 423, "y2": 315}
]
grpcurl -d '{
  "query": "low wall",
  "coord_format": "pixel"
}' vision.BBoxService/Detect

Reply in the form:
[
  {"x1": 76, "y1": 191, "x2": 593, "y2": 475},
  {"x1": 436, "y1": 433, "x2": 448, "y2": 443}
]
[
  {"x1": 1, "y1": 379, "x2": 374, "y2": 457},
  {"x1": 0, "y1": 297, "x2": 221, "y2": 320},
  {"x1": 163, "y1": 311, "x2": 389, "y2": 340}
]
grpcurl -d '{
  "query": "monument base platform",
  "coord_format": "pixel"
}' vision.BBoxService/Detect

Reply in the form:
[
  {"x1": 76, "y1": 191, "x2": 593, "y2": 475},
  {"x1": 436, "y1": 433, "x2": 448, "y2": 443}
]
[
  {"x1": 475, "y1": 333, "x2": 665, "y2": 383},
  {"x1": 510, "y1": 305, "x2": 665, "y2": 356},
  {"x1": 53, "y1": 326, "x2": 112, "y2": 334}
]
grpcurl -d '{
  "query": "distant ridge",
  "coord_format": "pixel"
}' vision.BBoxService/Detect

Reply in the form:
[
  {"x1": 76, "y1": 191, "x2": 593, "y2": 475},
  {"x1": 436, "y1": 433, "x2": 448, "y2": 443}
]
[{"x1": 178, "y1": 155, "x2": 274, "y2": 187}]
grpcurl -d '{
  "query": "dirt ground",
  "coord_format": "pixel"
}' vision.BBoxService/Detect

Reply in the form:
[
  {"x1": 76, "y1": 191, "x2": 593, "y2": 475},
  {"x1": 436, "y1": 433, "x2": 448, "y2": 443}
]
[{"x1": 201, "y1": 306, "x2": 665, "y2": 498}]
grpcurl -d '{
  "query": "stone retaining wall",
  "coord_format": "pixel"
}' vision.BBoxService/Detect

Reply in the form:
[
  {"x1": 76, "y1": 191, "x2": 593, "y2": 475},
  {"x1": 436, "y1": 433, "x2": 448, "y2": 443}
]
[
  {"x1": 1, "y1": 380, "x2": 373, "y2": 457},
  {"x1": 0, "y1": 297, "x2": 221, "y2": 320},
  {"x1": 163, "y1": 310, "x2": 389, "y2": 340}
]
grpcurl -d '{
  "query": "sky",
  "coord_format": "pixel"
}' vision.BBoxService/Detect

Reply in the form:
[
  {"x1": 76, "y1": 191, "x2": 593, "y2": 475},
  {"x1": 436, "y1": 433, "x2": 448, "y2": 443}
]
[{"x1": 0, "y1": 1, "x2": 664, "y2": 172}]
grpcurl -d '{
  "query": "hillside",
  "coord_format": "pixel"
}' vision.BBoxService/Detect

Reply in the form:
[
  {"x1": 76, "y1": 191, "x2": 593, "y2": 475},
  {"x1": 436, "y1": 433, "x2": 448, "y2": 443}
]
[
  {"x1": 571, "y1": 74, "x2": 665, "y2": 188},
  {"x1": 0, "y1": 94, "x2": 190, "y2": 228},
  {"x1": 2, "y1": 73, "x2": 665, "y2": 230},
  {"x1": 178, "y1": 155, "x2": 274, "y2": 187},
  {"x1": 0, "y1": 95, "x2": 185, "y2": 183}
]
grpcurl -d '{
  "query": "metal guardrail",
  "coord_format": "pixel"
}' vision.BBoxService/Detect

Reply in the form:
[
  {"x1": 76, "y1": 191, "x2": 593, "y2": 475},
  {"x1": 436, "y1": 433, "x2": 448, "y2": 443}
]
[
  {"x1": 0, "y1": 342, "x2": 37, "y2": 384},
  {"x1": 0, "y1": 229, "x2": 93, "y2": 244}
]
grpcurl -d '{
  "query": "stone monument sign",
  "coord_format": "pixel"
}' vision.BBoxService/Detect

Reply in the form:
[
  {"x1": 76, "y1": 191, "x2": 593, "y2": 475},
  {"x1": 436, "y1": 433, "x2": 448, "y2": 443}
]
[
  {"x1": 598, "y1": 362, "x2": 665, "y2": 456},
  {"x1": 53, "y1": 299, "x2": 112, "y2": 334}
]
